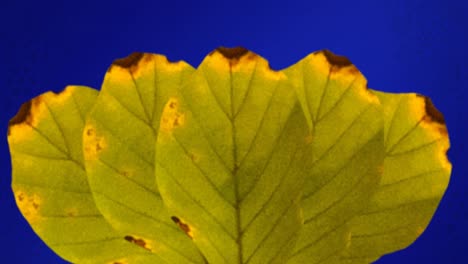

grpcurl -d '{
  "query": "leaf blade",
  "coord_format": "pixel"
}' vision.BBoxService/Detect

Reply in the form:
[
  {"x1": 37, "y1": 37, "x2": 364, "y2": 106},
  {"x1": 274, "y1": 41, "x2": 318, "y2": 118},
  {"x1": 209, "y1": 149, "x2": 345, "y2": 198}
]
[
  {"x1": 283, "y1": 50, "x2": 385, "y2": 264},
  {"x1": 83, "y1": 54, "x2": 207, "y2": 263},
  {"x1": 9, "y1": 86, "x2": 163, "y2": 263},
  {"x1": 156, "y1": 48, "x2": 310, "y2": 264},
  {"x1": 340, "y1": 91, "x2": 451, "y2": 262}
]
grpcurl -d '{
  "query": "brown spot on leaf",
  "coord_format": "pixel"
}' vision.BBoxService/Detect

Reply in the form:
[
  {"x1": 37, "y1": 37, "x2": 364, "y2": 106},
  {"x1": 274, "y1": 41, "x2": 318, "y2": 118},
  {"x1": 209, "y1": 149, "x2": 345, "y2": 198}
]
[
  {"x1": 321, "y1": 50, "x2": 352, "y2": 68},
  {"x1": 110, "y1": 260, "x2": 127, "y2": 264},
  {"x1": 95, "y1": 142, "x2": 103, "y2": 151},
  {"x1": 160, "y1": 98, "x2": 185, "y2": 133},
  {"x1": 124, "y1": 235, "x2": 151, "y2": 251},
  {"x1": 189, "y1": 152, "x2": 199, "y2": 162},
  {"x1": 83, "y1": 124, "x2": 106, "y2": 160},
  {"x1": 86, "y1": 128, "x2": 94, "y2": 136},
  {"x1": 15, "y1": 191, "x2": 41, "y2": 223},
  {"x1": 113, "y1": 52, "x2": 144, "y2": 68},
  {"x1": 120, "y1": 170, "x2": 130, "y2": 177},
  {"x1": 215, "y1": 46, "x2": 249, "y2": 60},
  {"x1": 66, "y1": 210, "x2": 77, "y2": 217},
  {"x1": 171, "y1": 216, "x2": 193, "y2": 238}
]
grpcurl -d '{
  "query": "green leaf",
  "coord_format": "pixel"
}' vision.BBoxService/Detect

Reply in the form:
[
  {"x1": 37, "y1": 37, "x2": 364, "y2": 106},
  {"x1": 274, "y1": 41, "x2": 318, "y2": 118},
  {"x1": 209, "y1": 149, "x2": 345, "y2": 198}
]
[
  {"x1": 282, "y1": 51, "x2": 385, "y2": 264},
  {"x1": 8, "y1": 86, "x2": 163, "y2": 263},
  {"x1": 83, "y1": 53, "x2": 207, "y2": 263},
  {"x1": 339, "y1": 91, "x2": 451, "y2": 263},
  {"x1": 155, "y1": 48, "x2": 311, "y2": 264}
]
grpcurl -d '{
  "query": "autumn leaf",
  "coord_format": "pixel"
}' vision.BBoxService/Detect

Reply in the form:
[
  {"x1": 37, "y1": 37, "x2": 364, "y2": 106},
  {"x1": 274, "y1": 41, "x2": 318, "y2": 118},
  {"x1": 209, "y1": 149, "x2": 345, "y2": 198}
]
[{"x1": 8, "y1": 47, "x2": 451, "y2": 264}]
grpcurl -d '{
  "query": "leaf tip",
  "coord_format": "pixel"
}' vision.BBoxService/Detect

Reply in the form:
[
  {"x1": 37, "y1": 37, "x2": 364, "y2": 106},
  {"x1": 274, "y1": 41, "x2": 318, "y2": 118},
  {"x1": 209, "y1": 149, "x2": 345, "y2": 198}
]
[
  {"x1": 113, "y1": 52, "x2": 145, "y2": 68},
  {"x1": 418, "y1": 95, "x2": 446, "y2": 125},
  {"x1": 214, "y1": 46, "x2": 249, "y2": 60},
  {"x1": 320, "y1": 49, "x2": 353, "y2": 68},
  {"x1": 8, "y1": 100, "x2": 33, "y2": 136}
]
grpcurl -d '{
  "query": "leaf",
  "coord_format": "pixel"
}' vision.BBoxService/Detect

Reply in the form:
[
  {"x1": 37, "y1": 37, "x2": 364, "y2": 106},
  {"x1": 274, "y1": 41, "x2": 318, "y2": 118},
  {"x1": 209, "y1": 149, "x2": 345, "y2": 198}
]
[
  {"x1": 9, "y1": 48, "x2": 451, "y2": 264},
  {"x1": 83, "y1": 53, "x2": 207, "y2": 263},
  {"x1": 155, "y1": 47, "x2": 311, "y2": 264},
  {"x1": 8, "y1": 86, "x2": 163, "y2": 263},
  {"x1": 339, "y1": 91, "x2": 451, "y2": 263},
  {"x1": 282, "y1": 50, "x2": 385, "y2": 264}
]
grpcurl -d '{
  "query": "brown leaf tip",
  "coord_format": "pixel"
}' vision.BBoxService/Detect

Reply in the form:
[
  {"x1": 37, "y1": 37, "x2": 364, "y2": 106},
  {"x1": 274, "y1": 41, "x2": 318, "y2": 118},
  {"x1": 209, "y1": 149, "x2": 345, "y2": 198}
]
[
  {"x1": 8, "y1": 100, "x2": 33, "y2": 136},
  {"x1": 215, "y1": 46, "x2": 249, "y2": 60},
  {"x1": 321, "y1": 50, "x2": 353, "y2": 67},
  {"x1": 419, "y1": 95, "x2": 445, "y2": 124},
  {"x1": 9, "y1": 101, "x2": 32, "y2": 127},
  {"x1": 113, "y1": 52, "x2": 144, "y2": 68}
]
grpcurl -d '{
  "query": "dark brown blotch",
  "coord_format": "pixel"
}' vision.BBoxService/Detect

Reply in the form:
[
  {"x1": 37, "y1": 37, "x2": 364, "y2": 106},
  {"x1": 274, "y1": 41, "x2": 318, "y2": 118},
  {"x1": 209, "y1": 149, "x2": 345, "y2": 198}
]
[
  {"x1": 124, "y1": 235, "x2": 150, "y2": 251},
  {"x1": 95, "y1": 142, "x2": 103, "y2": 152},
  {"x1": 113, "y1": 52, "x2": 144, "y2": 68},
  {"x1": 417, "y1": 94, "x2": 445, "y2": 124},
  {"x1": 169, "y1": 101, "x2": 177, "y2": 109},
  {"x1": 8, "y1": 100, "x2": 34, "y2": 136},
  {"x1": 215, "y1": 46, "x2": 249, "y2": 60},
  {"x1": 321, "y1": 50, "x2": 352, "y2": 68},
  {"x1": 171, "y1": 216, "x2": 192, "y2": 238},
  {"x1": 9, "y1": 100, "x2": 32, "y2": 127}
]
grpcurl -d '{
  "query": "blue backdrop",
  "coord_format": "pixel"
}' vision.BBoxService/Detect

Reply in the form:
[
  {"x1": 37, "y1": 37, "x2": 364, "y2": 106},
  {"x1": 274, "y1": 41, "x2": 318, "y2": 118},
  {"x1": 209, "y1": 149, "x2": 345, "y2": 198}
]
[{"x1": 1, "y1": 0, "x2": 466, "y2": 263}]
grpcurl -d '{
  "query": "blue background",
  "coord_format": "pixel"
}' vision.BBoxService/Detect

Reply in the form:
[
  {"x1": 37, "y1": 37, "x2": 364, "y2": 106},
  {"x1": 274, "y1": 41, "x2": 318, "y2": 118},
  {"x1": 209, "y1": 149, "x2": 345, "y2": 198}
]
[{"x1": 1, "y1": 0, "x2": 467, "y2": 263}]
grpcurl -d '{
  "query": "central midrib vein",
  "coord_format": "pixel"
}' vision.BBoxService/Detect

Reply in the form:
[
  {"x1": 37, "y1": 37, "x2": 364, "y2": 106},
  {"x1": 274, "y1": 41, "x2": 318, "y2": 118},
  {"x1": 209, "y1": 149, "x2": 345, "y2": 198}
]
[{"x1": 229, "y1": 64, "x2": 243, "y2": 264}]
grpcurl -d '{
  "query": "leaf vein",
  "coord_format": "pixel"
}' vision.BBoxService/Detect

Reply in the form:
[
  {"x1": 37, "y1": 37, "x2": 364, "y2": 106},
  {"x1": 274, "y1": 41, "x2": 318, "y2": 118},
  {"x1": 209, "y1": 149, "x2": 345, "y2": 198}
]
[
  {"x1": 384, "y1": 96, "x2": 405, "y2": 148},
  {"x1": 245, "y1": 197, "x2": 298, "y2": 264},
  {"x1": 303, "y1": 105, "x2": 373, "y2": 199},
  {"x1": 239, "y1": 104, "x2": 297, "y2": 202},
  {"x1": 129, "y1": 70, "x2": 151, "y2": 123},
  {"x1": 315, "y1": 67, "x2": 332, "y2": 121},
  {"x1": 387, "y1": 138, "x2": 443, "y2": 157},
  {"x1": 386, "y1": 118, "x2": 424, "y2": 155},
  {"x1": 232, "y1": 59, "x2": 259, "y2": 119},
  {"x1": 97, "y1": 157, "x2": 161, "y2": 198},
  {"x1": 316, "y1": 75, "x2": 358, "y2": 123},
  {"x1": 156, "y1": 161, "x2": 236, "y2": 241},
  {"x1": 292, "y1": 219, "x2": 348, "y2": 258},
  {"x1": 241, "y1": 147, "x2": 299, "y2": 232},
  {"x1": 237, "y1": 80, "x2": 281, "y2": 167},
  {"x1": 172, "y1": 132, "x2": 234, "y2": 207},
  {"x1": 201, "y1": 66, "x2": 232, "y2": 121}
]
